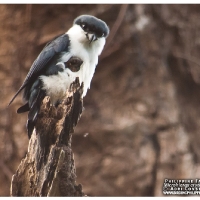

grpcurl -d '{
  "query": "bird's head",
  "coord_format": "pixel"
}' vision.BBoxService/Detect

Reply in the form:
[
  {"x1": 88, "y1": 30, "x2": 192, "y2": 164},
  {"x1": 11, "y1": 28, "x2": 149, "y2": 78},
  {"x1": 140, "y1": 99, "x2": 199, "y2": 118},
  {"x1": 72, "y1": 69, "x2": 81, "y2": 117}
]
[
  {"x1": 67, "y1": 15, "x2": 109, "y2": 46},
  {"x1": 74, "y1": 15, "x2": 109, "y2": 43}
]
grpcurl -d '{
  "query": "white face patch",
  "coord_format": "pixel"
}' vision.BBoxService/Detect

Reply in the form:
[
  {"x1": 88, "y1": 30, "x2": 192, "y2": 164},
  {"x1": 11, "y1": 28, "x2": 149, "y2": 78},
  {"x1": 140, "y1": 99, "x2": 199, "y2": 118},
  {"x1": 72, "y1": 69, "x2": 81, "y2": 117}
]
[{"x1": 40, "y1": 24, "x2": 106, "y2": 104}]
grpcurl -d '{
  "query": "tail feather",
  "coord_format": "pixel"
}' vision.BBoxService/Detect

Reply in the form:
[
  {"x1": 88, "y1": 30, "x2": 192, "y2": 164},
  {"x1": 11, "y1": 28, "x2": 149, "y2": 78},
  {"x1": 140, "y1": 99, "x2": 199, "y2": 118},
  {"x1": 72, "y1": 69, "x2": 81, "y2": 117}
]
[
  {"x1": 27, "y1": 104, "x2": 40, "y2": 138},
  {"x1": 27, "y1": 119, "x2": 35, "y2": 139},
  {"x1": 26, "y1": 83, "x2": 46, "y2": 138},
  {"x1": 17, "y1": 103, "x2": 30, "y2": 113}
]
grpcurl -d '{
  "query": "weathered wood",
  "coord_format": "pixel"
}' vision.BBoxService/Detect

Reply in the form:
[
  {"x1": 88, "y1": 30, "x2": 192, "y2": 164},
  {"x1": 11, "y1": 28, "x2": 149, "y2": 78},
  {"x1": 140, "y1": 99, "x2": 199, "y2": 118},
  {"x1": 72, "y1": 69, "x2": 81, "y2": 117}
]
[{"x1": 10, "y1": 78, "x2": 84, "y2": 196}]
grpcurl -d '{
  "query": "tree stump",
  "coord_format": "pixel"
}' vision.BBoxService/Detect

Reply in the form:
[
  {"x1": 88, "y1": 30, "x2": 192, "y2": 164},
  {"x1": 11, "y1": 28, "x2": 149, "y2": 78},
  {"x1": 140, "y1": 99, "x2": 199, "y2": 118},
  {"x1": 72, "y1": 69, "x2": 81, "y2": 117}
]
[{"x1": 10, "y1": 78, "x2": 84, "y2": 196}]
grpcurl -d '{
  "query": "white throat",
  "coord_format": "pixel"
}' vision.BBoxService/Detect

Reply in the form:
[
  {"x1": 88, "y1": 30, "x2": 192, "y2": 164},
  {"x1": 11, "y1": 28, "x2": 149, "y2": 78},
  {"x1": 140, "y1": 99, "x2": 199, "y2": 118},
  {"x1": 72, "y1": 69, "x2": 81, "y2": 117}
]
[{"x1": 67, "y1": 24, "x2": 105, "y2": 56}]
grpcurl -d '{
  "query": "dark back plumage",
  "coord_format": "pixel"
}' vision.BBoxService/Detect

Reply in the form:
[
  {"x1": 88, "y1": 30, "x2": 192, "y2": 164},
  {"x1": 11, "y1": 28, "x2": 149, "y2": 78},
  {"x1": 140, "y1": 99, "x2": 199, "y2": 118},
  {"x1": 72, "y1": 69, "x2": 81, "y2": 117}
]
[{"x1": 8, "y1": 34, "x2": 70, "y2": 106}]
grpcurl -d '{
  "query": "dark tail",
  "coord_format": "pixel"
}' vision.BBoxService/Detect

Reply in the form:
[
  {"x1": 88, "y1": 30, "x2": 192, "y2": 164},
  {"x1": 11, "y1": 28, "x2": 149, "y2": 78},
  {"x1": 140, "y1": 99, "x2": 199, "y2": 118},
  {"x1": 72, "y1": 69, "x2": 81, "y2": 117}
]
[
  {"x1": 9, "y1": 78, "x2": 45, "y2": 138},
  {"x1": 17, "y1": 103, "x2": 30, "y2": 113},
  {"x1": 26, "y1": 88, "x2": 46, "y2": 138},
  {"x1": 23, "y1": 79, "x2": 46, "y2": 138}
]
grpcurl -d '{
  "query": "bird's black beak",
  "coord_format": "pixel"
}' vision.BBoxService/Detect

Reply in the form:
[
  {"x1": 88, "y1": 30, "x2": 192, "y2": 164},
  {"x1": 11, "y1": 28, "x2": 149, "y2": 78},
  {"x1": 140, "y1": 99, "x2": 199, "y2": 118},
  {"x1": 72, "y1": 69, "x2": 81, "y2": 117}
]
[{"x1": 86, "y1": 33, "x2": 97, "y2": 43}]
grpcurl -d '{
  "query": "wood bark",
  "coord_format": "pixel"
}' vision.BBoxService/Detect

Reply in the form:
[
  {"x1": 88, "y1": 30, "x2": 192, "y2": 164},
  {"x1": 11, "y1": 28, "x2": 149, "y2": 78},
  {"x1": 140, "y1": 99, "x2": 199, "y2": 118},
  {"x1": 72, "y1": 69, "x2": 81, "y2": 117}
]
[{"x1": 10, "y1": 78, "x2": 84, "y2": 196}]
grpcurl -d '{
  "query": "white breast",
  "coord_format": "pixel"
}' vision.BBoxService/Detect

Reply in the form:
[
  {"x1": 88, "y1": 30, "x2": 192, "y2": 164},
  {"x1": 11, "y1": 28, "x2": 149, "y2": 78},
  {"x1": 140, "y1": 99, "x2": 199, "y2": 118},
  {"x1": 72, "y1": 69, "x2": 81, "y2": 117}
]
[{"x1": 40, "y1": 25, "x2": 106, "y2": 104}]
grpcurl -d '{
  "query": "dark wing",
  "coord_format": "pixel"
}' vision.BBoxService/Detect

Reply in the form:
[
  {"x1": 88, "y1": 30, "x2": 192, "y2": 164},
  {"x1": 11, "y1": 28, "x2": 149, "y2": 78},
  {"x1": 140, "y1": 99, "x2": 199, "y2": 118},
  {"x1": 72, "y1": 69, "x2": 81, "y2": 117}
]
[{"x1": 8, "y1": 33, "x2": 70, "y2": 106}]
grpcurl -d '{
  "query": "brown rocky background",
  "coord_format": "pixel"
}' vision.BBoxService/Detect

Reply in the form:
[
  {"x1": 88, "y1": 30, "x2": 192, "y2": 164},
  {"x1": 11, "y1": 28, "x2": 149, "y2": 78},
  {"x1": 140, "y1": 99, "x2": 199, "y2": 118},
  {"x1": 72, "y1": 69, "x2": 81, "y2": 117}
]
[{"x1": 1, "y1": 4, "x2": 200, "y2": 196}]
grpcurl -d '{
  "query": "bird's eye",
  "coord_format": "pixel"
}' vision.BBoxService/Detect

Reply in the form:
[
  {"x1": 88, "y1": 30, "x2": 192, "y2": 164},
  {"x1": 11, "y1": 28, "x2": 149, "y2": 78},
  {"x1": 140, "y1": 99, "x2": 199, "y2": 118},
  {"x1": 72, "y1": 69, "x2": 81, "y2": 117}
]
[
  {"x1": 96, "y1": 30, "x2": 105, "y2": 38},
  {"x1": 81, "y1": 23, "x2": 87, "y2": 31},
  {"x1": 65, "y1": 57, "x2": 83, "y2": 72}
]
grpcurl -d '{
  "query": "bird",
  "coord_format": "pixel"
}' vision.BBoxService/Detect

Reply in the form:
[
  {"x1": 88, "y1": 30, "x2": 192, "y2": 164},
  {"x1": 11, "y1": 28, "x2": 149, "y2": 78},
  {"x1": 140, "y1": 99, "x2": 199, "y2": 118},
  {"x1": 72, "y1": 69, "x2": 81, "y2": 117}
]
[{"x1": 8, "y1": 15, "x2": 109, "y2": 138}]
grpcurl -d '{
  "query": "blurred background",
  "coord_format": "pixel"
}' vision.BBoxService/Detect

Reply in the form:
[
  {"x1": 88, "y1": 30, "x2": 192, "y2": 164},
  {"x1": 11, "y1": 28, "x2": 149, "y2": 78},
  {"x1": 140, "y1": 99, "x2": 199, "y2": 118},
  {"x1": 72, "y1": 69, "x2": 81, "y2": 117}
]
[{"x1": 1, "y1": 4, "x2": 200, "y2": 196}]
